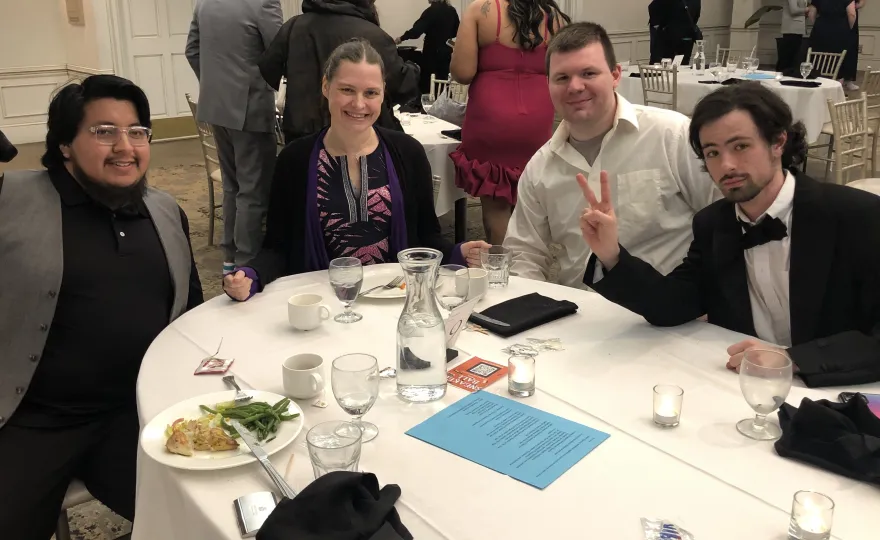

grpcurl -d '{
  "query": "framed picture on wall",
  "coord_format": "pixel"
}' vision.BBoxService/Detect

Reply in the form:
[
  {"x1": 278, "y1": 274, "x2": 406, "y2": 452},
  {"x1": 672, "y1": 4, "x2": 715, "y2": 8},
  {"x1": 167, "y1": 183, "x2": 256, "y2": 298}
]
[{"x1": 66, "y1": 0, "x2": 85, "y2": 25}]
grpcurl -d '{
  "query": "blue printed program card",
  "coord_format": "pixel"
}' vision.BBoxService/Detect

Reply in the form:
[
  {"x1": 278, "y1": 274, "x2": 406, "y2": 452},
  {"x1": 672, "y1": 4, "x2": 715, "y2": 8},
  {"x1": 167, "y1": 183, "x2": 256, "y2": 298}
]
[{"x1": 405, "y1": 391, "x2": 610, "y2": 489}]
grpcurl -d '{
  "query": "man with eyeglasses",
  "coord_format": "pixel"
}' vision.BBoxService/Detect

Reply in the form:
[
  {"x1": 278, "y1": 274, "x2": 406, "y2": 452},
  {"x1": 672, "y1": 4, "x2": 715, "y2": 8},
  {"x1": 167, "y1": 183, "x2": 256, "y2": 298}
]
[{"x1": 0, "y1": 75, "x2": 203, "y2": 538}]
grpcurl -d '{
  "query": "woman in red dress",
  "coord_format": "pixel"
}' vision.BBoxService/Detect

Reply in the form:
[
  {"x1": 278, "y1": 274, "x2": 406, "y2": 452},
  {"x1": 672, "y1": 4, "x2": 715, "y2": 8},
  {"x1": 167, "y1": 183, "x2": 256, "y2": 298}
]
[{"x1": 449, "y1": 0, "x2": 569, "y2": 244}]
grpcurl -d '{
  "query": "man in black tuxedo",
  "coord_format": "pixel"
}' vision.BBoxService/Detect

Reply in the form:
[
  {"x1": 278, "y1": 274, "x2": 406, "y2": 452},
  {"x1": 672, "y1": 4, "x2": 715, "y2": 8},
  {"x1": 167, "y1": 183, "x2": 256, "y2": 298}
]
[{"x1": 577, "y1": 82, "x2": 880, "y2": 388}]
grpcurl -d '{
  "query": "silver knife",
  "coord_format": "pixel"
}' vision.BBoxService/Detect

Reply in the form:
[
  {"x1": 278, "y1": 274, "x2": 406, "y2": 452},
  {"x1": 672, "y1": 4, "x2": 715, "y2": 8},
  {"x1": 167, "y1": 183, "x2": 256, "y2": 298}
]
[
  {"x1": 470, "y1": 312, "x2": 511, "y2": 327},
  {"x1": 229, "y1": 419, "x2": 297, "y2": 500}
]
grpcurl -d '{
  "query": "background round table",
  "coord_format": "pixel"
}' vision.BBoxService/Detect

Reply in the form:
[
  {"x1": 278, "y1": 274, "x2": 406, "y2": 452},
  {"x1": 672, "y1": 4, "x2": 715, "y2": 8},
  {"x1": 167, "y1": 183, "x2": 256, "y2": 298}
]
[
  {"x1": 133, "y1": 265, "x2": 879, "y2": 540},
  {"x1": 402, "y1": 113, "x2": 466, "y2": 218},
  {"x1": 617, "y1": 68, "x2": 846, "y2": 143}
]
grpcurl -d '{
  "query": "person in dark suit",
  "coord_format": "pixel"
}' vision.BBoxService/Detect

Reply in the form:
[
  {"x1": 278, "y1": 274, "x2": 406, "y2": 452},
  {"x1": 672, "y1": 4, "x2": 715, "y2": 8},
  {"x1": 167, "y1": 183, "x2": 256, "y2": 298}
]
[
  {"x1": 649, "y1": 0, "x2": 701, "y2": 64},
  {"x1": 0, "y1": 129, "x2": 16, "y2": 163},
  {"x1": 576, "y1": 82, "x2": 880, "y2": 388},
  {"x1": 395, "y1": 0, "x2": 460, "y2": 94}
]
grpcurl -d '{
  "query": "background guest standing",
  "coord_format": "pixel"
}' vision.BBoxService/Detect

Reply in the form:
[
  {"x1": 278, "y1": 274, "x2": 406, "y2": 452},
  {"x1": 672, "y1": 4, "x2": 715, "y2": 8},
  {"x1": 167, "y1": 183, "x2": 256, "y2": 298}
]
[
  {"x1": 186, "y1": 0, "x2": 282, "y2": 275},
  {"x1": 808, "y1": 0, "x2": 858, "y2": 88},
  {"x1": 396, "y1": 0, "x2": 460, "y2": 94},
  {"x1": 449, "y1": 0, "x2": 570, "y2": 245},
  {"x1": 648, "y1": 0, "x2": 701, "y2": 64},
  {"x1": 778, "y1": 0, "x2": 807, "y2": 73}
]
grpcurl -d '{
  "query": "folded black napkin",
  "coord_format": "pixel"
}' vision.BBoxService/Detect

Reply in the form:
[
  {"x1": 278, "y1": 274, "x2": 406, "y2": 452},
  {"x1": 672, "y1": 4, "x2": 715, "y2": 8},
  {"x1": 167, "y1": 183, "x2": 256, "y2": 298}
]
[
  {"x1": 628, "y1": 72, "x2": 659, "y2": 78},
  {"x1": 781, "y1": 66, "x2": 819, "y2": 79},
  {"x1": 468, "y1": 292, "x2": 578, "y2": 337},
  {"x1": 779, "y1": 80, "x2": 822, "y2": 88},
  {"x1": 257, "y1": 472, "x2": 413, "y2": 540},
  {"x1": 698, "y1": 80, "x2": 721, "y2": 84},
  {"x1": 440, "y1": 128, "x2": 462, "y2": 141},
  {"x1": 721, "y1": 78, "x2": 746, "y2": 85},
  {"x1": 774, "y1": 396, "x2": 880, "y2": 485}
]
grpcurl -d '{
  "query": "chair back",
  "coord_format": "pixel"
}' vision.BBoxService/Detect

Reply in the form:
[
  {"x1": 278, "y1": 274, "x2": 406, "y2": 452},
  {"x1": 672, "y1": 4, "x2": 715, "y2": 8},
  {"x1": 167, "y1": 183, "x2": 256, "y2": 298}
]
[
  {"x1": 448, "y1": 80, "x2": 469, "y2": 103},
  {"x1": 862, "y1": 70, "x2": 880, "y2": 124},
  {"x1": 185, "y1": 93, "x2": 221, "y2": 179},
  {"x1": 638, "y1": 64, "x2": 678, "y2": 111},
  {"x1": 715, "y1": 45, "x2": 750, "y2": 67},
  {"x1": 827, "y1": 92, "x2": 870, "y2": 185},
  {"x1": 430, "y1": 73, "x2": 450, "y2": 100},
  {"x1": 807, "y1": 48, "x2": 847, "y2": 80}
]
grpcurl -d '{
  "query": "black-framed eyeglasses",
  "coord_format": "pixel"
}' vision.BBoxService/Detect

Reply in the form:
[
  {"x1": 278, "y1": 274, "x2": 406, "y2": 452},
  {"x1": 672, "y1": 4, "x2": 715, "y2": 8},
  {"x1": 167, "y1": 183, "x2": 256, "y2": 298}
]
[{"x1": 88, "y1": 125, "x2": 153, "y2": 146}]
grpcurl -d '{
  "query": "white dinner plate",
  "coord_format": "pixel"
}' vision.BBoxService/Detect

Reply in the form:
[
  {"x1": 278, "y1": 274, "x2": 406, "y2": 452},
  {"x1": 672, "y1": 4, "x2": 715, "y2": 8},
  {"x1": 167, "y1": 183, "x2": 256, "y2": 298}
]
[
  {"x1": 361, "y1": 265, "x2": 406, "y2": 299},
  {"x1": 140, "y1": 390, "x2": 304, "y2": 471}
]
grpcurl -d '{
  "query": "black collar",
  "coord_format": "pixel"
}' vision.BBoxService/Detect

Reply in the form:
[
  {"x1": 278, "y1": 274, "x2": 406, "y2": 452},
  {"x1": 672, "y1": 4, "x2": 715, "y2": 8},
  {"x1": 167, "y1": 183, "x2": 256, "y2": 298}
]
[{"x1": 48, "y1": 166, "x2": 149, "y2": 217}]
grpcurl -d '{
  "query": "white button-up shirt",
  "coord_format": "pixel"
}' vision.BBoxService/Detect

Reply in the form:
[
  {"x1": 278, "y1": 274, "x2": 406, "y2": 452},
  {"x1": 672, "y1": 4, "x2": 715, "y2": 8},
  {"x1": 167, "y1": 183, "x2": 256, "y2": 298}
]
[
  {"x1": 735, "y1": 171, "x2": 795, "y2": 347},
  {"x1": 504, "y1": 94, "x2": 719, "y2": 289}
]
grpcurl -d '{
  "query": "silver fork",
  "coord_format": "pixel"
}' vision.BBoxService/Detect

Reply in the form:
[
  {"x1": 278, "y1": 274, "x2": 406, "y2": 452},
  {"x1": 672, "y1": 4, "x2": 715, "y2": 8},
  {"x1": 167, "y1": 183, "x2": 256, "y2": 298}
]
[
  {"x1": 222, "y1": 375, "x2": 252, "y2": 404},
  {"x1": 358, "y1": 276, "x2": 404, "y2": 297}
]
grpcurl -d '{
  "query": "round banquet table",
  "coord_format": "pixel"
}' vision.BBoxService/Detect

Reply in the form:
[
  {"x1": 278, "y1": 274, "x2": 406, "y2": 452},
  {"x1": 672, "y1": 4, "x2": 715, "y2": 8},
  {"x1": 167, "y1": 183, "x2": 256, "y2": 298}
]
[
  {"x1": 617, "y1": 68, "x2": 846, "y2": 144},
  {"x1": 133, "y1": 264, "x2": 879, "y2": 540},
  {"x1": 402, "y1": 113, "x2": 466, "y2": 218}
]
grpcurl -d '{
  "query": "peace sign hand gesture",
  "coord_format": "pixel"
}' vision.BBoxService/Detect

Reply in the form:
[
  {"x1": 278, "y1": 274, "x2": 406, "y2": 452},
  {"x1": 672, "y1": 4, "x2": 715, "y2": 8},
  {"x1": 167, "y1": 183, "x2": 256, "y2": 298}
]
[{"x1": 577, "y1": 171, "x2": 621, "y2": 269}]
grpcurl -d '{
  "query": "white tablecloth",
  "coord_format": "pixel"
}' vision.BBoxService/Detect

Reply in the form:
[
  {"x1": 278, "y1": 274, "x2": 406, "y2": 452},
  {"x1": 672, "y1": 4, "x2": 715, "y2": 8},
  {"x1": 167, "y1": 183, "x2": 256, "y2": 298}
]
[
  {"x1": 133, "y1": 266, "x2": 879, "y2": 540},
  {"x1": 617, "y1": 69, "x2": 846, "y2": 143},
  {"x1": 402, "y1": 114, "x2": 465, "y2": 217}
]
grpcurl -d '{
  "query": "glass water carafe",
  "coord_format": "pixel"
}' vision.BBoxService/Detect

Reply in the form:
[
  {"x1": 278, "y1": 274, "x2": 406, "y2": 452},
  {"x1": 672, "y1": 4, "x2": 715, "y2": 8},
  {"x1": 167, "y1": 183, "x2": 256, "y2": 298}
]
[
  {"x1": 693, "y1": 40, "x2": 706, "y2": 75},
  {"x1": 396, "y1": 248, "x2": 448, "y2": 403}
]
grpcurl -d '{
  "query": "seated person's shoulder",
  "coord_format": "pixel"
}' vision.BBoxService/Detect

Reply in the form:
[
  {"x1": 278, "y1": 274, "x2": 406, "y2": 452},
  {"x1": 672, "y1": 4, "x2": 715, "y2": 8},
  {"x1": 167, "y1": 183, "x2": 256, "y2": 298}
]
[
  {"x1": 278, "y1": 133, "x2": 322, "y2": 162},
  {"x1": 819, "y1": 179, "x2": 880, "y2": 222},
  {"x1": 376, "y1": 127, "x2": 423, "y2": 153}
]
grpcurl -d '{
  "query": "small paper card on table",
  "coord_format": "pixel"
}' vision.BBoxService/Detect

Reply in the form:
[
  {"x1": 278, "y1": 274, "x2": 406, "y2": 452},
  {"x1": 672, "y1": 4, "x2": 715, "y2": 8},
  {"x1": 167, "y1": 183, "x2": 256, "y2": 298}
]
[
  {"x1": 672, "y1": 54, "x2": 684, "y2": 66},
  {"x1": 447, "y1": 357, "x2": 507, "y2": 392},
  {"x1": 445, "y1": 297, "x2": 480, "y2": 348},
  {"x1": 406, "y1": 391, "x2": 610, "y2": 489}
]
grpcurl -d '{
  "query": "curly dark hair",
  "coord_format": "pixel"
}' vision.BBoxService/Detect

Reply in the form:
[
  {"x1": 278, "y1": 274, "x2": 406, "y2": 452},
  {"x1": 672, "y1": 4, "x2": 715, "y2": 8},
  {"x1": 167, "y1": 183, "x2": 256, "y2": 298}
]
[
  {"x1": 42, "y1": 75, "x2": 151, "y2": 170},
  {"x1": 508, "y1": 0, "x2": 571, "y2": 51},
  {"x1": 689, "y1": 82, "x2": 807, "y2": 173}
]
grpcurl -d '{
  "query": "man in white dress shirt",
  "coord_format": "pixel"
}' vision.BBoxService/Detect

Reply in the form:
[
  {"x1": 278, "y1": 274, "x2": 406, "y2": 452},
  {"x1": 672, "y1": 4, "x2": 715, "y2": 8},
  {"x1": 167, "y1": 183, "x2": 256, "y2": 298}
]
[
  {"x1": 580, "y1": 82, "x2": 880, "y2": 387},
  {"x1": 503, "y1": 21, "x2": 717, "y2": 289}
]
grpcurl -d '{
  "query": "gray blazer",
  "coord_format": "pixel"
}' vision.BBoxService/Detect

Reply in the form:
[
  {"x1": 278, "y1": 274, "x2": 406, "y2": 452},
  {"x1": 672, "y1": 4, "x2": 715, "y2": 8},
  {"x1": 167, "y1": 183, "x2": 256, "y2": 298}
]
[
  {"x1": 186, "y1": 0, "x2": 283, "y2": 133},
  {"x1": 782, "y1": 0, "x2": 807, "y2": 36}
]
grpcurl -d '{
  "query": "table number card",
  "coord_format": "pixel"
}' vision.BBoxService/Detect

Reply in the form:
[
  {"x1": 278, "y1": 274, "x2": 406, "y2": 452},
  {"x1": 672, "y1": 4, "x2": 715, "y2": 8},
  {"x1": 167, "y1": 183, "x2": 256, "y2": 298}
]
[
  {"x1": 445, "y1": 297, "x2": 480, "y2": 348},
  {"x1": 672, "y1": 55, "x2": 684, "y2": 67}
]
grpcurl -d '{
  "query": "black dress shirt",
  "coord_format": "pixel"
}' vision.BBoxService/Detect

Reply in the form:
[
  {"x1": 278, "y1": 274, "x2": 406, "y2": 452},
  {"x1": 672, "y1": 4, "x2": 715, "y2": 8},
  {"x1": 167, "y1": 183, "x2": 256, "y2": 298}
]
[{"x1": 11, "y1": 167, "x2": 203, "y2": 427}]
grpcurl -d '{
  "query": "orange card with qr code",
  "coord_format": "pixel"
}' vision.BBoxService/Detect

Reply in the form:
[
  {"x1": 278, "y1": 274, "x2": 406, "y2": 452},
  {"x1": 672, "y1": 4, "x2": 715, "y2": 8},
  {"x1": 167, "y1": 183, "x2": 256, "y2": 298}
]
[{"x1": 447, "y1": 357, "x2": 508, "y2": 392}]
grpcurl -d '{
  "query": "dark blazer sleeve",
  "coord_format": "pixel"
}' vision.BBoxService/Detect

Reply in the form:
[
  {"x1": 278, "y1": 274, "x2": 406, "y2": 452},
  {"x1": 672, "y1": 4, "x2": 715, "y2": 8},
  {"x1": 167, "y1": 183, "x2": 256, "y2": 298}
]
[
  {"x1": 370, "y1": 28, "x2": 420, "y2": 105},
  {"x1": 179, "y1": 206, "x2": 204, "y2": 311},
  {"x1": 259, "y1": 16, "x2": 295, "y2": 91},
  {"x1": 586, "y1": 215, "x2": 708, "y2": 326},
  {"x1": 788, "y1": 194, "x2": 880, "y2": 387},
  {"x1": 245, "y1": 138, "x2": 311, "y2": 288},
  {"x1": 400, "y1": 7, "x2": 433, "y2": 41},
  {"x1": 0, "y1": 129, "x2": 17, "y2": 163}
]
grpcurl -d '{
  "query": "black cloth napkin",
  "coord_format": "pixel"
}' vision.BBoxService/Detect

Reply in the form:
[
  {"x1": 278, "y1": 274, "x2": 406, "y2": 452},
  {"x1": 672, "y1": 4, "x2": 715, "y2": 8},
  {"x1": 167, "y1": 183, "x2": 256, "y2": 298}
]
[
  {"x1": 774, "y1": 396, "x2": 880, "y2": 485},
  {"x1": 698, "y1": 80, "x2": 721, "y2": 84},
  {"x1": 782, "y1": 66, "x2": 819, "y2": 79},
  {"x1": 468, "y1": 292, "x2": 578, "y2": 337},
  {"x1": 779, "y1": 80, "x2": 822, "y2": 88},
  {"x1": 256, "y1": 472, "x2": 413, "y2": 540},
  {"x1": 721, "y1": 78, "x2": 746, "y2": 85},
  {"x1": 440, "y1": 129, "x2": 462, "y2": 141}
]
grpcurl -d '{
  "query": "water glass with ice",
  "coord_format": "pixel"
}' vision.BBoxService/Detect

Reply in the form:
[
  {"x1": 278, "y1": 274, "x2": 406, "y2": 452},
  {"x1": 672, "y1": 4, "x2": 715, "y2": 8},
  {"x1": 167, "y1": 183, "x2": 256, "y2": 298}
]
[
  {"x1": 306, "y1": 421, "x2": 362, "y2": 479},
  {"x1": 480, "y1": 245, "x2": 512, "y2": 288}
]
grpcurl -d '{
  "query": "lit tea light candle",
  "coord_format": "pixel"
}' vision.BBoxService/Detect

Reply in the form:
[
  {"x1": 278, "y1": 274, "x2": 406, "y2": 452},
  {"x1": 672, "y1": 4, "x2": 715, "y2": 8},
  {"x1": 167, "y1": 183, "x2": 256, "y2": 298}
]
[
  {"x1": 508, "y1": 355, "x2": 535, "y2": 397},
  {"x1": 790, "y1": 491, "x2": 834, "y2": 540},
  {"x1": 653, "y1": 385, "x2": 683, "y2": 427}
]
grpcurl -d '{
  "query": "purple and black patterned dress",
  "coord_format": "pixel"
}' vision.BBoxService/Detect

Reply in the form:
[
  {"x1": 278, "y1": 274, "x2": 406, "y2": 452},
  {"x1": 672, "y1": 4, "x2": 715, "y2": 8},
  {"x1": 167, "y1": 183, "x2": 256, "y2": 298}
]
[{"x1": 316, "y1": 141, "x2": 394, "y2": 265}]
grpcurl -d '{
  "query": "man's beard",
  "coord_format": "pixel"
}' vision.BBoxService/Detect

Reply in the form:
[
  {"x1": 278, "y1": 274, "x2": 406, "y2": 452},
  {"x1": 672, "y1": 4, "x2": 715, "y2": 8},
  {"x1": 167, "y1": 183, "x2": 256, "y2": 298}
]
[
  {"x1": 72, "y1": 163, "x2": 148, "y2": 210},
  {"x1": 719, "y1": 175, "x2": 763, "y2": 204}
]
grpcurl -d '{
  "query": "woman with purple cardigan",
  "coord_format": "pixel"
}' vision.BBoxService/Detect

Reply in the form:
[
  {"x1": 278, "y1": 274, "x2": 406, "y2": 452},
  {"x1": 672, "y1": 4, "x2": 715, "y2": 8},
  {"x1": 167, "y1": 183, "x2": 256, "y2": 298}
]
[{"x1": 224, "y1": 40, "x2": 488, "y2": 301}]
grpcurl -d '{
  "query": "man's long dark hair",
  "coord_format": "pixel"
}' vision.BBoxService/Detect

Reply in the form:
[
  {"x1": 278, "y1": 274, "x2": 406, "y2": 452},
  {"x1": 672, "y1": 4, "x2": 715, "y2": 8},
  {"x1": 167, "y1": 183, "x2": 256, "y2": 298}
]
[
  {"x1": 42, "y1": 75, "x2": 151, "y2": 170},
  {"x1": 508, "y1": 0, "x2": 571, "y2": 50},
  {"x1": 688, "y1": 82, "x2": 808, "y2": 173}
]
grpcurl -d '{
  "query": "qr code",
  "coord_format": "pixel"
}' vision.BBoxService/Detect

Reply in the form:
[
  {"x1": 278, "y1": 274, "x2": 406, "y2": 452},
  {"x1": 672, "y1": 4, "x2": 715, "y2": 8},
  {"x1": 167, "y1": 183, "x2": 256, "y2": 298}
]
[{"x1": 468, "y1": 362, "x2": 499, "y2": 377}]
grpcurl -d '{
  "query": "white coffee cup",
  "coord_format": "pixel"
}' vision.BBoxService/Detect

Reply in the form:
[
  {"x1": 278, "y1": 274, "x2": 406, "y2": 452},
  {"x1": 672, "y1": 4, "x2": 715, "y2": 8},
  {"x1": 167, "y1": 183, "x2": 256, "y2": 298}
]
[
  {"x1": 457, "y1": 268, "x2": 489, "y2": 302},
  {"x1": 282, "y1": 353, "x2": 325, "y2": 399},
  {"x1": 288, "y1": 294, "x2": 331, "y2": 331}
]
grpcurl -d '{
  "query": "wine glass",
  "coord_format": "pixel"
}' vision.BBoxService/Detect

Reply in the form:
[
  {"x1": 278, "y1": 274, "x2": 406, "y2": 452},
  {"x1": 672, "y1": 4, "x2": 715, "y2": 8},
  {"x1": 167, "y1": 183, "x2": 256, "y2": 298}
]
[
  {"x1": 749, "y1": 56, "x2": 760, "y2": 73},
  {"x1": 328, "y1": 257, "x2": 363, "y2": 323},
  {"x1": 434, "y1": 264, "x2": 468, "y2": 316},
  {"x1": 800, "y1": 61, "x2": 813, "y2": 79},
  {"x1": 332, "y1": 353, "x2": 380, "y2": 442},
  {"x1": 421, "y1": 94, "x2": 436, "y2": 120},
  {"x1": 736, "y1": 349, "x2": 793, "y2": 440}
]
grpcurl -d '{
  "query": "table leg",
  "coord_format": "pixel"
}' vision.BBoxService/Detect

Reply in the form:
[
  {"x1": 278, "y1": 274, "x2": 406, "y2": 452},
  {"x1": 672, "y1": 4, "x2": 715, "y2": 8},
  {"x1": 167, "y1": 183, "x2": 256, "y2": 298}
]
[{"x1": 454, "y1": 197, "x2": 467, "y2": 243}]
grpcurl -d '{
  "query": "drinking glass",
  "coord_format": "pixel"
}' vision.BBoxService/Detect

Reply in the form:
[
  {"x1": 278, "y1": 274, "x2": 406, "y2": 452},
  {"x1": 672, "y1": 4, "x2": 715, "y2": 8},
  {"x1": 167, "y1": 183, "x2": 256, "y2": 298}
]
[
  {"x1": 331, "y1": 353, "x2": 380, "y2": 442},
  {"x1": 800, "y1": 61, "x2": 813, "y2": 79},
  {"x1": 789, "y1": 491, "x2": 834, "y2": 540},
  {"x1": 434, "y1": 264, "x2": 468, "y2": 316},
  {"x1": 741, "y1": 58, "x2": 753, "y2": 73},
  {"x1": 480, "y1": 245, "x2": 512, "y2": 288},
  {"x1": 749, "y1": 56, "x2": 760, "y2": 73},
  {"x1": 736, "y1": 349, "x2": 793, "y2": 440},
  {"x1": 661, "y1": 58, "x2": 672, "y2": 69},
  {"x1": 726, "y1": 59, "x2": 737, "y2": 74},
  {"x1": 329, "y1": 257, "x2": 363, "y2": 323},
  {"x1": 707, "y1": 62, "x2": 721, "y2": 82},
  {"x1": 421, "y1": 94, "x2": 436, "y2": 118},
  {"x1": 306, "y1": 420, "x2": 362, "y2": 479}
]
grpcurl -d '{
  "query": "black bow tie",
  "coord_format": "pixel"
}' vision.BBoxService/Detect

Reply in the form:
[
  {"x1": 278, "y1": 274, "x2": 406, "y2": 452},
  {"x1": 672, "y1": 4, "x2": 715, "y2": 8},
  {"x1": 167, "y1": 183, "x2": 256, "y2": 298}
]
[{"x1": 739, "y1": 216, "x2": 788, "y2": 250}]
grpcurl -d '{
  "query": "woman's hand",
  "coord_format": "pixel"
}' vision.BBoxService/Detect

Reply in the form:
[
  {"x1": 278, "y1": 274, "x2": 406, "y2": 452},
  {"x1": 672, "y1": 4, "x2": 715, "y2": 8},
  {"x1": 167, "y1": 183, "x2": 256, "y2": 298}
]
[
  {"x1": 460, "y1": 240, "x2": 492, "y2": 267},
  {"x1": 223, "y1": 270, "x2": 254, "y2": 302}
]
